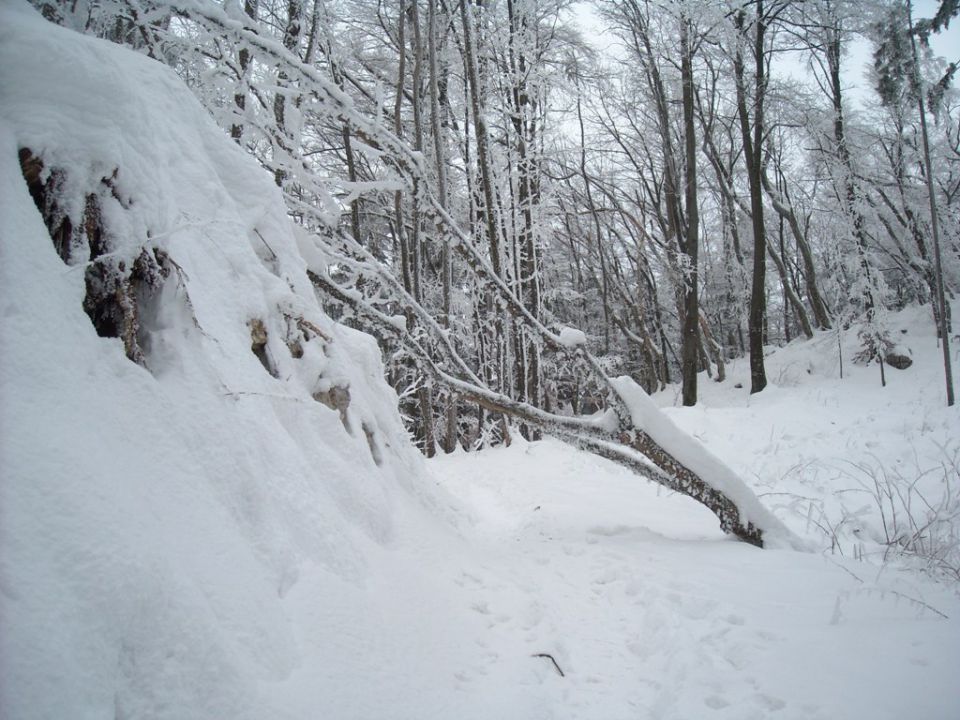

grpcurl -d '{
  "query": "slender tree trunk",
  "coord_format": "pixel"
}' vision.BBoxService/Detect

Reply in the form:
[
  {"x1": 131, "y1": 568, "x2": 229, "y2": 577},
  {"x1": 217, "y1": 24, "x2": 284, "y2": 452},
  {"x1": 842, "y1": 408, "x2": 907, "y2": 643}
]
[
  {"x1": 624, "y1": 1, "x2": 695, "y2": 400},
  {"x1": 460, "y1": 0, "x2": 501, "y2": 277},
  {"x1": 230, "y1": 0, "x2": 258, "y2": 141},
  {"x1": 393, "y1": 0, "x2": 412, "y2": 294},
  {"x1": 826, "y1": 27, "x2": 877, "y2": 333},
  {"x1": 272, "y1": 0, "x2": 303, "y2": 187},
  {"x1": 734, "y1": 7, "x2": 768, "y2": 393},
  {"x1": 427, "y1": 0, "x2": 458, "y2": 451},
  {"x1": 908, "y1": 0, "x2": 954, "y2": 406},
  {"x1": 409, "y1": 0, "x2": 425, "y2": 304},
  {"x1": 680, "y1": 16, "x2": 700, "y2": 406},
  {"x1": 918, "y1": 111, "x2": 955, "y2": 405},
  {"x1": 409, "y1": 0, "x2": 436, "y2": 456},
  {"x1": 699, "y1": 312, "x2": 725, "y2": 382},
  {"x1": 506, "y1": 0, "x2": 541, "y2": 438},
  {"x1": 328, "y1": 57, "x2": 363, "y2": 247}
]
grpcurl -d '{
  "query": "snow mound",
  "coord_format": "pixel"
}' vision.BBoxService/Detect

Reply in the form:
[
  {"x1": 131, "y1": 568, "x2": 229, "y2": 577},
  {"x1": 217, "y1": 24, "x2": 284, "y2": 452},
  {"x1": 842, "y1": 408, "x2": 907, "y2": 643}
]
[
  {"x1": 0, "y1": 4, "x2": 457, "y2": 718},
  {"x1": 558, "y1": 326, "x2": 587, "y2": 348}
]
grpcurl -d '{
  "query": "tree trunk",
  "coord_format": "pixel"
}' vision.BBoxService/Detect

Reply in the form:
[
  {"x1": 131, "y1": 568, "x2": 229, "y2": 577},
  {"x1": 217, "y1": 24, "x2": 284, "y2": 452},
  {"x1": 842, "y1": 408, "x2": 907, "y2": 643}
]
[
  {"x1": 427, "y1": 0, "x2": 459, "y2": 451},
  {"x1": 230, "y1": 0, "x2": 258, "y2": 141},
  {"x1": 734, "y1": 7, "x2": 768, "y2": 394},
  {"x1": 460, "y1": 0, "x2": 501, "y2": 277},
  {"x1": 680, "y1": 16, "x2": 700, "y2": 406},
  {"x1": 272, "y1": 0, "x2": 303, "y2": 187},
  {"x1": 908, "y1": 0, "x2": 954, "y2": 406}
]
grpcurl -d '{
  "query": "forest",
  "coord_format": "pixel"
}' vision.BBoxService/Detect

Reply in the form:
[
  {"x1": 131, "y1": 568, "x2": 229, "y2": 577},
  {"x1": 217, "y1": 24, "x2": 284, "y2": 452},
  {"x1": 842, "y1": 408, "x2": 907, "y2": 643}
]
[
  {"x1": 21, "y1": 0, "x2": 959, "y2": 546},
  {"x1": 32, "y1": 0, "x2": 959, "y2": 525}
]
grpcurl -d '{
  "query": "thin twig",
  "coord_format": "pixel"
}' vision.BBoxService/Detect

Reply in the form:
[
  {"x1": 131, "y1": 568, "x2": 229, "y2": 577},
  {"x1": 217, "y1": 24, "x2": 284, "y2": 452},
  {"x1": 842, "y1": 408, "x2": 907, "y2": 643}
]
[
  {"x1": 253, "y1": 227, "x2": 278, "y2": 260},
  {"x1": 531, "y1": 653, "x2": 565, "y2": 677}
]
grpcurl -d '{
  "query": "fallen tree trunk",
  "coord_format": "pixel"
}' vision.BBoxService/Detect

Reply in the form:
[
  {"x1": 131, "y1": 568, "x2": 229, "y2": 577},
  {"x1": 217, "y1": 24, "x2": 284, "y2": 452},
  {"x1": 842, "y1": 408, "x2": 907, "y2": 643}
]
[{"x1": 311, "y1": 265, "x2": 793, "y2": 548}]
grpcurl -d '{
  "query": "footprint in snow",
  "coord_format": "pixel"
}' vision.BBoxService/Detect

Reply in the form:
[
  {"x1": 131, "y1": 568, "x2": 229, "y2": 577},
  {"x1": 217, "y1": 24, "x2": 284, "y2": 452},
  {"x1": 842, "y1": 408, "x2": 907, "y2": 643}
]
[
  {"x1": 626, "y1": 640, "x2": 649, "y2": 659},
  {"x1": 676, "y1": 595, "x2": 717, "y2": 620},
  {"x1": 592, "y1": 568, "x2": 620, "y2": 586},
  {"x1": 705, "y1": 695, "x2": 730, "y2": 710},
  {"x1": 456, "y1": 571, "x2": 484, "y2": 588},
  {"x1": 755, "y1": 693, "x2": 786, "y2": 711},
  {"x1": 521, "y1": 602, "x2": 544, "y2": 630}
]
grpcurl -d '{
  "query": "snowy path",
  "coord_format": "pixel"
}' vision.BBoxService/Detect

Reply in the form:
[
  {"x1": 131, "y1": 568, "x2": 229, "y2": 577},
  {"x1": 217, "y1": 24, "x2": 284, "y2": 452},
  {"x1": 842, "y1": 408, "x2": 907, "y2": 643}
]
[{"x1": 418, "y1": 439, "x2": 960, "y2": 720}]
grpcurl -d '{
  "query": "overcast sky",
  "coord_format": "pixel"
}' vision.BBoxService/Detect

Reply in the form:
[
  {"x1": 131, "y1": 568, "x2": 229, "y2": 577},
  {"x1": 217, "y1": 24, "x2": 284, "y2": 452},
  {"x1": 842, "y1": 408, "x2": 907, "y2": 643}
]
[{"x1": 567, "y1": 0, "x2": 959, "y2": 110}]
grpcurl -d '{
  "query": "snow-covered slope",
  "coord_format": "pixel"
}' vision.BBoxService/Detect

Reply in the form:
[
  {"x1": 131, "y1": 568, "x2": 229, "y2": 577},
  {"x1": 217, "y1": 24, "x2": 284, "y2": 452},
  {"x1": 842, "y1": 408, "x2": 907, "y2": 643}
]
[{"x1": 0, "y1": 4, "x2": 458, "y2": 718}]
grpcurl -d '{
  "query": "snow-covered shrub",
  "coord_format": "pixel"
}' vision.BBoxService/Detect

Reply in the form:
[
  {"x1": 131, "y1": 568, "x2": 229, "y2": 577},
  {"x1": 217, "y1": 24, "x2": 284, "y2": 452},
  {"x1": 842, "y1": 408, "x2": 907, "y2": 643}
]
[
  {"x1": 779, "y1": 447, "x2": 960, "y2": 580},
  {"x1": 847, "y1": 450, "x2": 960, "y2": 579}
]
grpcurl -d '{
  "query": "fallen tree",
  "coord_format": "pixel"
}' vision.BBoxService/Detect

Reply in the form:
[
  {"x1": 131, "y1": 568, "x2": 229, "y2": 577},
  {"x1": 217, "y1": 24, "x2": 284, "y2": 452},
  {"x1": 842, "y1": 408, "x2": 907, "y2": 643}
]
[
  {"x1": 309, "y1": 234, "x2": 791, "y2": 548},
  {"x1": 78, "y1": 0, "x2": 796, "y2": 548}
]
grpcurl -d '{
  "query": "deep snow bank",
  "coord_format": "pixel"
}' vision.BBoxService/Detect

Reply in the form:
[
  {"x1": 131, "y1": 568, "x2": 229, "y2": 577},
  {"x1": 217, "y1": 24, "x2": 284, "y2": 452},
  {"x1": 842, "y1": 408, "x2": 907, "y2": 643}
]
[{"x1": 0, "y1": 4, "x2": 456, "y2": 717}]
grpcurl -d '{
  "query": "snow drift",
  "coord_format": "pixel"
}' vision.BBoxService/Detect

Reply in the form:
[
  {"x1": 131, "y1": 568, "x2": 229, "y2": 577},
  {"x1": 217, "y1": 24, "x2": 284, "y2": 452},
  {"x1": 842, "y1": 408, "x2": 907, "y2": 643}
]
[{"x1": 0, "y1": 4, "x2": 456, "y2": 717}]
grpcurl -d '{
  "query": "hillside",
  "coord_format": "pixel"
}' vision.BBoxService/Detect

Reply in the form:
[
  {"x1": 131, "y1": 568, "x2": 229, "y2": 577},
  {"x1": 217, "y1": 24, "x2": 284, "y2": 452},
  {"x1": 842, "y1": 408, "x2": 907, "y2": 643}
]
[{"x1": 0, "y1": 4, "x2": 458, "y2": 717}]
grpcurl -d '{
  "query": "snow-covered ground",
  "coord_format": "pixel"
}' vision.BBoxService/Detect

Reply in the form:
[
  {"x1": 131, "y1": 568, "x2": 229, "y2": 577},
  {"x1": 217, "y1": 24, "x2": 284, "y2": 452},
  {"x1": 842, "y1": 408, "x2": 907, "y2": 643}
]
[
  {"x1": 2, "y1": 3, "x2": 959, "y2": 719},
  {"x1": 431, "y1": 434, "x2": 960, "y2": 720},
  {"x1": 654, "y1": 305, "x2": 960, "y2": 573},
  {"x1": 423, "y1": 306, "x2": 960, "y2": 719},
  {"x1": 424, "y1": 312, "x2": 960, "y2": 718}
]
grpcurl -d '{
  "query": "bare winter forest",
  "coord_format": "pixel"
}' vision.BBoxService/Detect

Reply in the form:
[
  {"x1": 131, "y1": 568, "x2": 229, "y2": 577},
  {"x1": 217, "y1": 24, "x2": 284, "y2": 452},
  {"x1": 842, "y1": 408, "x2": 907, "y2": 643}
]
[
  {"x1": 29, "y1": 0, "x2": 959, "y2": 538},
  {"x1": 3, "y1": 1, "x2": 960, "y2": 717}
]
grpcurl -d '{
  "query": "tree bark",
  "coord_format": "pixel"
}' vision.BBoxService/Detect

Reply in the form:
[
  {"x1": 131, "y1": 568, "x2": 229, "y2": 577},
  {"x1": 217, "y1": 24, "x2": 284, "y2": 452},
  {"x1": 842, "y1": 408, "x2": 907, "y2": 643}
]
[
  {"x1": 908, "y1": 0, "x2": 955, "y2": 406},
  {"x1": 680, "y1": 15, "x2": 700, "y2": 406},
  {"x1": 427, "y1": 0, "x2": 459, "y2": 451},
  {"x1": 734, "y1": 7, "x2": 768, "y2": 394}
]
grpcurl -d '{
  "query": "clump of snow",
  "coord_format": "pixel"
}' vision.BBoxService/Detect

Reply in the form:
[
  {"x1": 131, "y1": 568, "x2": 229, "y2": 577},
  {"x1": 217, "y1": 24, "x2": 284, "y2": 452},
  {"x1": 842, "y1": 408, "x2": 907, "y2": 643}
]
[
  {"x1": 388, "y1": 314, "x2": 408, "y2": 331},
  {"x1": 558, "y1": 326, "x2": 588, "y2": 348}
]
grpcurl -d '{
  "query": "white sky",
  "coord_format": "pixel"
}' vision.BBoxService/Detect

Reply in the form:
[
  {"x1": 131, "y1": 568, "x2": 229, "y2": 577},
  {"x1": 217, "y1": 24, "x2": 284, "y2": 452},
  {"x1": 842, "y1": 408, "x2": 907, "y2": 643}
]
[
  {"x1": 842, "y1": 0, "x2": 959, "y2": 107},
  {"x1": 566, "y1": 0, "x2": 960, "y2": 110}
]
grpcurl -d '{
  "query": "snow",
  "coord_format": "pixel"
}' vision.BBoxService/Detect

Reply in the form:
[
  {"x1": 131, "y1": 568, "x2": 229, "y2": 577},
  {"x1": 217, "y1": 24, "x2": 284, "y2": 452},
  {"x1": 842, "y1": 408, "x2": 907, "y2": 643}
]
[
  {"x1": 558, "y1": 326, "x2": 588, "y2": 348},
  {"x1": 652, "y1": 306, "x2": 960, "y2": 567},
  {"x1": 610, "y1": 375, "x2": 797, "y2": 547},
  {"x1": 431, "y1": 438, "x2": 960, "y2": 720},
  {"x1": 2, "y1": 4, "x2": 959, "y2": 720},
  {"x1": 0, "y1": 5, "x2": 453, "y2": 717}
]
